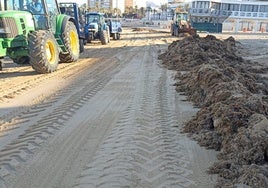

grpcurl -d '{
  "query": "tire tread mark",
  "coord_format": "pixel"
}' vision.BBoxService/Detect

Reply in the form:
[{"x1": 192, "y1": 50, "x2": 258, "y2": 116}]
[
  {"x1": 0, "y1": 60, "x2": 123, "y2": 178},
  {"x1": 73, "y1": 44, "x2": 195, "y2": 188}
]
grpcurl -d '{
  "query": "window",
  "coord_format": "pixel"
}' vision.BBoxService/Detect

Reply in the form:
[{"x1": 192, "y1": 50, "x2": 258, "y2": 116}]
[
  {"x1": 252, "y1": 5, "x2": 258, "y2": 12},
  {"x1": 240, "y1": 5, "x2": 246, "y2": 12},
  {"x1": 229, "y1": 4, "x2": 239, "y2": 11},
  {"x1": 241, "y1": 5, "x2": 258, "y2": 12},
  {"x1": 196, "y1": 1, "x2": 209, "y2": 9},
  {"x1": 211, "y1": 2, "x2": 220, "y2": 10},
  {"x1": 192, "y1": 2, "x2": 196, "y2": 9},
  {"x1": 260, "y1": 5, "x2": 268, "y2": 12},
  {"x1": 46, "y1": 0, "x2": 60, "y2": 31},
  {"x1": 221, "y1": 3, "x2": 228, "y2": 10},
  {"x1": 246, "y1": 5, "x2": 253, "y2": 12}
]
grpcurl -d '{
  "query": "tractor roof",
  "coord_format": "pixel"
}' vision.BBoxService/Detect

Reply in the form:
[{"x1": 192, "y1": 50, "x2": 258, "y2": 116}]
[{"x1": 86, "y1": 12, "x2": 104, "y2": 16}]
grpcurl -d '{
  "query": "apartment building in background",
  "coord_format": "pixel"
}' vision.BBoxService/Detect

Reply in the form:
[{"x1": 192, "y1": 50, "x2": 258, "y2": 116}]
[
  {"x1": 88, "y1": 0, "x2": 111, "y2": 9},
  {"x1": 88, "y1": 0, "x2": 125, "y2": 13}
]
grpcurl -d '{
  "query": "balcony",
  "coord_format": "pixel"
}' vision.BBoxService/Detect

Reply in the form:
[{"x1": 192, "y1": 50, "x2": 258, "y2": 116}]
[{"x1": 190, "y1": 8, "x2": 268, "y2": 20}]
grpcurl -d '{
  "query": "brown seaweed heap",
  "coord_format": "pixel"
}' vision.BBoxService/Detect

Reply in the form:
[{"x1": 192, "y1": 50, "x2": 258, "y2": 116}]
[{"x1": 159, "y1": 34, "x2": 268, "y2": 187}]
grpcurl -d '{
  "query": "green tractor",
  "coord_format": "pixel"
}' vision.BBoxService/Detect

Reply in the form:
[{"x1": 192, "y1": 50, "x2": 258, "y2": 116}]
[{"x1": 0, "y1": 0, "x2": 80, "y2": 73}]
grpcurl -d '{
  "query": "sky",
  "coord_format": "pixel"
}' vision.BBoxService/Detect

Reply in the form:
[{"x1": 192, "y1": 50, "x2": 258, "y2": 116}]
[{"x1": 57, "y1": 0, "x2": 169, "y2": 8}]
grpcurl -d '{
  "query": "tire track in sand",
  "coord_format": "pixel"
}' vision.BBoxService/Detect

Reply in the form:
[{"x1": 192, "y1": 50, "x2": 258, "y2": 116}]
[
  {"x1": 0, "y1": 57, "x2": 122, "y2": 179},
  {"x1": 73, "y1": 41, "x2": 197, "y2": 188}
]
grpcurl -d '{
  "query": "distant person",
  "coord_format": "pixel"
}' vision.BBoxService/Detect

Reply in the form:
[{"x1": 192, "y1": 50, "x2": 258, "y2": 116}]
[
  {"x1": 93, "y1": 17, "x2": 98, "y2": 22},
  {"x1": 28, "y1": 0, "x2": 42, "y2": 14},
  {"x1": 27, "y1": 0, "x2": 45, "y2": 29}
]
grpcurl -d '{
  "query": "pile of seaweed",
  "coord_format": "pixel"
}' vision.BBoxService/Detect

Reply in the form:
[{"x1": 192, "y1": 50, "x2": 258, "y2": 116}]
[{"x1": 159, "y1": 34, "x2": 268, "y2": 187}]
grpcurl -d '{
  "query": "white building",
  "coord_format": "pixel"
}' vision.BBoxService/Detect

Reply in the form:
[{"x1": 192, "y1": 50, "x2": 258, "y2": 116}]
[{"x1": 189, "y1": 0, "x2": 268, "y2": 33}]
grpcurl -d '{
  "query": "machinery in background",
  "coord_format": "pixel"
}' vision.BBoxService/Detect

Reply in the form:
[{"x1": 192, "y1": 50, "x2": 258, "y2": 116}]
[
  {"x1": 170, "y1": 11, "x2": 197, "y2": 36},
  {"x1": 84, "y1": 12, "x2": 110, "y2": 45}
]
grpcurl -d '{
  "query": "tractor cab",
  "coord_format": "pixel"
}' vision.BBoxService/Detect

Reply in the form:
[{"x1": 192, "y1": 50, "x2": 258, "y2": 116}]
[
  {"x1": 173, "y1": 11, "x2": 190, "y2": 29},
  {"x1": 4, "y1": 0, "x2": 59, "y2": 31},
  {"x1": 174, "y1": 12, "x2": 189, "y2": 21},
  {"x1": 85, "y1": 13, "x2": 102, "y2": 33}
]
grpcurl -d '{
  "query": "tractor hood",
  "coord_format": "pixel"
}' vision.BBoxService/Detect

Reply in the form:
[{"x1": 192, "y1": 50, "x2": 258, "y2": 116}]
[
  {"x1": 0, "y1": 11, "x2": 35, "y2": 37},
  {"x1": 87, "y1": 22, "x2": 98, "y2": 31}
]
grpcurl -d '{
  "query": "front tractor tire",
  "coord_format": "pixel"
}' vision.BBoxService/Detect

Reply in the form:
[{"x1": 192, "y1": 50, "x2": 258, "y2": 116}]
[
  {"x1": 117, "y1": 33, "x2": 121, "y2": 40},
  {"x1": 28, "y1": 31, "x2": 59, "y2": 74},
  {"x1": 112, "y1": 33, "x2": 120, "y2": 40},
  {"x1": 60, "y1": 21, "x2": 80, "y2": 63},
  {"x1": 79, "y1": 39, "x2": 84, "y2": 53},
  {"x1": 100, "y1": 30, "x2": 109, "y2": 45}
]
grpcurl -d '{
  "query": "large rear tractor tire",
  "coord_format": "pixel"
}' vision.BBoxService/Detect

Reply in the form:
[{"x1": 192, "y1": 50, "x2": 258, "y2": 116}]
[
  {"x1": 11, "y1": 56, "x2": 30, "y2": 64},
  {"x1": 28, "y1": 31, "x2": 59, "y2": 74},
  {"x1": 59, "y1": 21, "x2": 79, "y2": 63},
  {"x1": 100, "y1": 30, "x2": 108, "y2": 45}
]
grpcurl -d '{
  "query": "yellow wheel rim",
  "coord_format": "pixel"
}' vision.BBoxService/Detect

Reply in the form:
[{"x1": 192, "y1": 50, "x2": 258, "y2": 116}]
[
  {"x1": 70, "y1": 30, "x2": 79, "y2": 55},
  {"x1": 46, "y1": 40, "x2": 56, "y2": 65}
]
